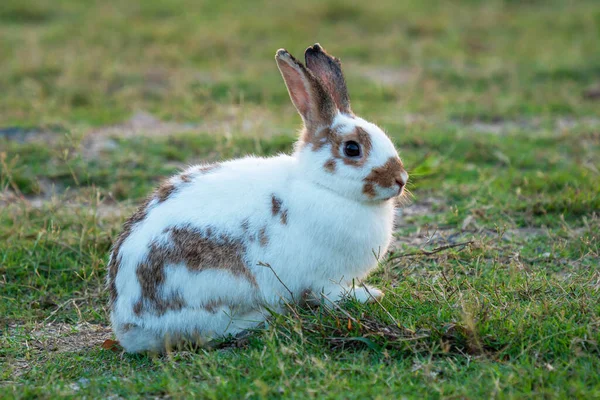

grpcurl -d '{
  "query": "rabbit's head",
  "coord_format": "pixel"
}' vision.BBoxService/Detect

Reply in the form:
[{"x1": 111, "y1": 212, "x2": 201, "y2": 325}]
[{"x1": 276, "y1": 44, "x2": 408, "y2": 202}]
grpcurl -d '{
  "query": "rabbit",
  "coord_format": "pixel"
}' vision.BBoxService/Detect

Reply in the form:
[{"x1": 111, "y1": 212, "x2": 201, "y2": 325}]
[{"x1": 107, "y1": 43, "x2": 409, "y2": 353}]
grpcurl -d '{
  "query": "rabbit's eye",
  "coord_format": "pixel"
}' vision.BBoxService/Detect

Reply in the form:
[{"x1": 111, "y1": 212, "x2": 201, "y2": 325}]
[{"x1": 343, "y1": 141, "x2": 361, "y2": 158}]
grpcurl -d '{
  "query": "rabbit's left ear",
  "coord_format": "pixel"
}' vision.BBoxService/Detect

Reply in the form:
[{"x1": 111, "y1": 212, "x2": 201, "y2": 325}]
[{"x1": 305, "y1": 44, "x2": 352, "y2": 115}]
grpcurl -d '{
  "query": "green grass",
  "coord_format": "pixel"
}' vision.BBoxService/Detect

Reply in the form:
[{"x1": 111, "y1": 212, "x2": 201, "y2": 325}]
[{"x1": 1, "y1": 0, "x2": 600, "y2": 398}]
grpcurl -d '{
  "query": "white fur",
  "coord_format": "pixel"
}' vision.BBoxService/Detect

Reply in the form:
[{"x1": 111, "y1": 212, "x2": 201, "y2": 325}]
[{"x1": 110, "y1": 54, "x2": 408, "y2": 353}]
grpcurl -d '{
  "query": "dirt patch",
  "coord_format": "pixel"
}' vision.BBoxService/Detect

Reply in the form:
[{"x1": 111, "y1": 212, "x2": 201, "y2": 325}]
[
  {"x1": 394, "y1": 197, "x2": 445, "y2": 227},
  {"x1": 88, "y1": 110, "x2": 196, "y2": 139},
  {"x1": 0, "y1": 189, "x2": 22, "y2": 206},
  {"x1": 393, "y1": 197, "x2": 453, "y2": 247},
  {"x1": 392, "y1": 201, "x2": 558, "y2": 249},
  {"x1": 0, "y1": 178, "x2": 66, "y2": 207},
  {"x1": 503, "y1": 227, "x2": 549, "y2": 239},
  {"x1": 82, "y1": 111, "x2": 197, "y2": 159},
  {"x1": 399, "y1": 202, "x2": 435, "y2": 218},
  {"x1": 0, "y1": 190, "x2": 133, "y2": 223},
  {"x1": 0, "y1": 125, "x2": 65, "y2": 144},
  {"x1": 81, "y1": 109, "x2": 278, "y2": 160},
  {"x1": 392, "y1": 225, "x2": 466, "y2": 248},
  {"x1": 555, "y1": 117, "x2": 600, "y2": 131},
  {"x1": 3, "y1": 323, "x2": 113, "y2": 380},
  {"x1": 583, "y1": 84, "x2": 600, "y2": 101},
  {"x1": 25, "y1": 322, "x2": 113, "y2": 353},
  {"x1": 391, "y1": 223, "x2": 562, "y2": 250},
  {"x1": 454, "y1": 117, "x2": 600, "y2": 136}
]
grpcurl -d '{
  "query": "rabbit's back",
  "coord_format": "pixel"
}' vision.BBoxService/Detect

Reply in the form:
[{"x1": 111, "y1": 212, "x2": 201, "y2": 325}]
[{"x1": 109, "y1": 155, "x2": 298, "y2": 347}]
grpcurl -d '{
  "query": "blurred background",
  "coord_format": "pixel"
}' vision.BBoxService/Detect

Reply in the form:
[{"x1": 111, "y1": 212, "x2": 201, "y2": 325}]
[
  {"x1": 1, "y1": 0, "x2": 598, "y2": 220},
  {"x1": 2, "y1": 0, "x2": 599, "y2": 199},
  {"x1": 2, "y1": 0, "x2": 598, "y2": 126}
]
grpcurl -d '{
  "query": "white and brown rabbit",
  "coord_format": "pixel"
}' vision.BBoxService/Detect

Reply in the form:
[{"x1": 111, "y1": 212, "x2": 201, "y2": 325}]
[{"x1": 107, "y1": 44, "x2": 409, "y2": 353}]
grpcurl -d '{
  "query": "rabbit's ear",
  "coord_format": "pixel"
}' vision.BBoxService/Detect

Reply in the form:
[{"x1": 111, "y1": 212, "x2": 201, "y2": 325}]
[
  {"x1": 276, "y1": 49, "x2": 336, "y2": 130},
  {"x1": 304, "y1": 43, "x2": 351, "y2": 115}
]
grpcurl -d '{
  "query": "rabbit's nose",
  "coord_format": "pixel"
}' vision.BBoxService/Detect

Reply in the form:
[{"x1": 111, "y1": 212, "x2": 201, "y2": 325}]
[{"x1": 396, "y1": 170, "x2": 408, "y2": 188}]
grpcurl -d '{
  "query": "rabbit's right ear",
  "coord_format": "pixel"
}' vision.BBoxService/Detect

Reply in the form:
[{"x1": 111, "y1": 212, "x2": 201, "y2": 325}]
[
  {"x1": 305, "y1": 44, "x2": 351, "y2": 115},
  {"x1": 276, "y1": 49, "x2": 336, "y2": 130}
]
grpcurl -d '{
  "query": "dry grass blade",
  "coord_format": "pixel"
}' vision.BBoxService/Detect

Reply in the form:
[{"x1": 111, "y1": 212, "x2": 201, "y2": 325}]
[
  {"x1": 386, "y1": 241, "x2": 473, "y2": 262},
  {"x1": 258, "y1": 261, "x2": 296, "y2": 302}
]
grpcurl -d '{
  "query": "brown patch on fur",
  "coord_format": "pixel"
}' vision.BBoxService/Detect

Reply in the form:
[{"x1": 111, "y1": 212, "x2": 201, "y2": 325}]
[
  {"x1": 269, "y1": 195, "x2": 288, "y2": 225},
  {"x1": 133, "y1": 300, "x2": 143, "y2": 315},
  {"x1": 119, "y1": 323, "x2": 138, "y2": 333},
  {"x1": 107, "y1": 197, "x2": 153, "y2": 309},
  {"x1": 148, "y1": 164, "x2": 221, "y2": 207},
  {"x1": 271, "y1": 195, "x2": 283, "y2": 216},
  {"x1": 197, "y1": 164, "x2": 221, "y2": 174},
  {"x1": 269, "y1": 194, "x2": 289, "y2": 225},
  {"x1": 165, "y1": 294, "x2": 186, "y2": 312},
  {"x1": 303, "y1": 127, "x2": 372, "y2": 169},
  {"x1": 301, "y1": 126, "x2": 332, "y2": 152},
  {"x1": 362, "y1": 182, "x2": 376, "y2": 198},
  {"x1": 134, "y1": 226, "x2": 257, "y2": 316},
  {"x1": 362, "y1": 157, "x2": 405, "y2": 198},
  {"x1": 156, "y1": 182, "x2": 176, "y2": 203},
  {"x1": 324, "y1": 159, "x2": 336, "y2": 173},
  {"x1": 241, "y1": 219, "x2": 256, "y2": 242},
  {"x1": 180, "y1": 173, "x2": 192, "y2": 183},
  {"x1": 178, "y1": 163, "x2": 221, "y2": 184},
  {"x1": 330, "y1": 127, "x2": 372, "y2": 167},
  {"x1": 258, "y1": 226, "x2": 269, "y2": 247},
  {"x1": 203, "y1": 299, "x2": 224, "y2": 314},
  {"x1": 170, "y1": 227, "x2": 254, "y2": 281},
  {"x1": 241, "y1": 219, "x2": 250, "y2": 232},
  {"x1": 179, "y1": 163, "x2": 221, "y2": 183},
  {"x1": 135, "y1": 256, "x2": 187, "y2": 316}
]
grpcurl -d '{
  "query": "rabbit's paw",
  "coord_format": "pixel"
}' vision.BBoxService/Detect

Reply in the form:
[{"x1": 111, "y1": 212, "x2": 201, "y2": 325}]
[{"x1": 351, "y1": 285, "x2": 384, "y2": 303}]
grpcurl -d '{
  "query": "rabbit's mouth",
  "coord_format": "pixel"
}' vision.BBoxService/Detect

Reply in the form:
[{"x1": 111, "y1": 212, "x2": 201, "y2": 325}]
[
  {"x1": 384, "y1": 178, "x2": 407, "y2": 200},
  {"x1": 378, "y1": 188, "x2": 403, "y2": 202}
]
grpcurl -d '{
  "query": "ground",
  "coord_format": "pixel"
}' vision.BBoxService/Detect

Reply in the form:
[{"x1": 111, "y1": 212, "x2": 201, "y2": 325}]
[{"x1": 1, "y1": 0, "x2": 599, "y2": 398}]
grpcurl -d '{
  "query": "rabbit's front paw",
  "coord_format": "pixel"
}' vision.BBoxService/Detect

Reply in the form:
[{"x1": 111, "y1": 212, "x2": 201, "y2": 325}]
[
  {"x1": 352, "y1": 285, "x2": 384, "y2": 303},
  {"x1": 309, "y1": 284, "x2": 384, "y2": 305}
]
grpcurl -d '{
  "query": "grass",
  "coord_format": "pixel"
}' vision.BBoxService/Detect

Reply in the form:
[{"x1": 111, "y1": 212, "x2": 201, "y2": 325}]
[{"x1": 1, "y1": 0, "x2": 599, "y2": 398}]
